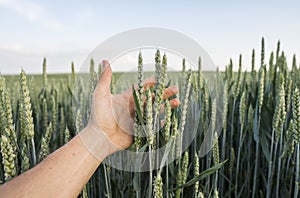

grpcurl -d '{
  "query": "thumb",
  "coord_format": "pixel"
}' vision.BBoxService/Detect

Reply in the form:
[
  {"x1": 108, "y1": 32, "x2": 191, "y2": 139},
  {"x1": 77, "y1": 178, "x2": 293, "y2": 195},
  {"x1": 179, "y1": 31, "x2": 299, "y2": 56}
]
[{"x1": 98, "y1": 60, "x2": 112, "y2": 92}]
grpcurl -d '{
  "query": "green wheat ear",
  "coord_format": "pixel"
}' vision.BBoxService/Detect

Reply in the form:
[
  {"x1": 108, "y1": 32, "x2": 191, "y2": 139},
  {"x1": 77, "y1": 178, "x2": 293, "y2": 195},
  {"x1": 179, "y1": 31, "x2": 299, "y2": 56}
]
[
  {"x1": 261, "y1": 37, "x2": 265, "y2": 67},
  {"x1": 153, "y1": 50, "x2": 164, "y2": 123},
  {"x1": 134, "y1": 51, "x2": 144, "y2": 151},
  {"x1": 59, "y1": 107, "x2": 66, "y2": 146},
  {"x1": 1, "y1": 135, "x2": 16, "y2": 181},
  {"x1": 213, "y1": 132, "x2": 220, "y2": 165},
  {"x1": 155, "y1": 49, "x2": 161, "y2": 85},
  {"x1": 38, "y1": 123, "x2": 53, "y2": 162},
  {"x1": 20, "y1": 70, "x2": 37, "y2": 166},
  {"x1": 171, "y1": 114, "x2": 179, "y2": 160},
  {"x1": 154, "y1": 172, "x2": 163, "y2": 198},
  {"x1": 285, "y1": 77, "x2": 293, "y2": 112},
  {"x1": 181, "y1": 151, "x2": 189, "y2": 183},
  {"x1": 176, "y1": 151, "x2": 189, "y2": 198},
  {"x1": 182, "y1": 58, "x2": 186, "y2": 73},
  {"x1": 251, "y1": 49, "x2": 256, "y2": 86},
  {"x1": 0, "y1": 78, "x2": 17, "y2": 156},
  {"x1": 110, "y1": 75, "x2": 115, "y2": 94},
  {"x1": 51, "y1": 93, "x2": 58, "y2": 135},
  {"x1": 145, "y1": 87, "x2": 153, "y2": 146},
  {"x1": 137, "y1": 51, "x2": 144, "y2": 96},
  {"x1": 272, "y1": 84, "x2": 286, "y2": 139},
  {"x1": 19, "y1": 70, "x2": 35, "y2": 140},
  {"x1": 180, "y1": 70, "x2": 192, "y2": 134},
  {"x1": 257, "y1": 67, "x2": 265, "y2": 113},
  {"x1": 193, "y1": 73, "x2": 199, "y2": 101},
  {"x1": 194, "y1": 153, "x2": 200, "y2": 196},
  {"x1": 42, "y1": 57, "x2": 47, "y2": 88},
  {"x1": 64, "y1": 127, "x2": 71, "y2": 144},
  {"x1": 163, "y1": 100, "x2": 171, "y2": 142},
  {"x1": 291, "y1": 54, "x2": 298, "y2": 86},
  {"x1": 134, "y1": 91, "x2": 142, "y2": 151},
  {"x1": 239, "y1": 91, "x2": 246, "y2": 127},
  {"x1": 223, "y1": 81, "x2": 229, "y2": 131},
  {"x1": 292, "y1": 88, "x2": 300, "y2": 144},
  {"x1": 76, "y1": 109, "x2": 83, "y2": 133},
  {"x1": 268, "y1": 52, "x2": 274, "y2": 81},
  {"x1": 234, "y1": 54, "x2": 242, "y2": 99},
  {"x1": 198, "y1": 56, "x2": 204, "y2": 91},
  {"x1": 97, "y1": 62, "x2": 101, "y2": 81},
  {"x1": 20, "y1": 141, "x2": 30, "y2": 173}
]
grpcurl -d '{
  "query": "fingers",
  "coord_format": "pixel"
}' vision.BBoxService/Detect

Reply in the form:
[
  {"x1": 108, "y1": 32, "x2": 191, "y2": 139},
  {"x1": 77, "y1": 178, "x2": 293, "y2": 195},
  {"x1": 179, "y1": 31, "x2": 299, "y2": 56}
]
[
  {"x1": 169, "y1": 98, "x2": 180, "y2": 108},
  {"x1": 143, "y1": 77, "x2": 156, "y2": 90},
  {"x1": 163, "y1": 86, "x2": 178, "y2": 100},
  {"x1": 138, "y1": 86, "x2": 179, "y2": 107},
  {"x1": 96, "y1": 60, "x2": 112, "y2": 95},
  {"x1": 159, "y1": 98, "x2": 180, "y2": 113},
  {"x1": 131, "y1": 77, "x2": 156, "y2": 91}
]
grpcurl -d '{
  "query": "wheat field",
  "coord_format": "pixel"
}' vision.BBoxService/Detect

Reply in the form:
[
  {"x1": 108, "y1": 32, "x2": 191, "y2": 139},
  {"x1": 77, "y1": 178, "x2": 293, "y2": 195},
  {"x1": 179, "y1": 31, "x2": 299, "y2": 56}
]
[{"x1": 0, "y1": 39, "x2": 299, "y2": 198}]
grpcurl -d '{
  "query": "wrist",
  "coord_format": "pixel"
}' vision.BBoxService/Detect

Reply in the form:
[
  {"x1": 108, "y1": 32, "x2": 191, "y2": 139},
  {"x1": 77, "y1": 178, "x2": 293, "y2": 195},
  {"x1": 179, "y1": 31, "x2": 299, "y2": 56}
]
[{"x1": 78, "y1": 125, "x2": 113, "y2": 162}]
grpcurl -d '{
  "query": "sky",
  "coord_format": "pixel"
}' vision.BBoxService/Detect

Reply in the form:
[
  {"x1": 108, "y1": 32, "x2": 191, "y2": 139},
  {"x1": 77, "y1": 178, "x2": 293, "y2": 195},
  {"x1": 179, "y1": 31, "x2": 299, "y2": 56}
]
[{"x1": 0, "y1": 0, "x2": 299, "y2": 74}]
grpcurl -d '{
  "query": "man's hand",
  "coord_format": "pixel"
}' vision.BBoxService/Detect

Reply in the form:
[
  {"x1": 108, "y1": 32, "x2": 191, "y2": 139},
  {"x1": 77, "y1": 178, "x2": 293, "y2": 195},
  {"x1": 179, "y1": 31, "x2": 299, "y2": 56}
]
[{"x1": 82, "y1": 60, "x2": 180, "y2": 160}]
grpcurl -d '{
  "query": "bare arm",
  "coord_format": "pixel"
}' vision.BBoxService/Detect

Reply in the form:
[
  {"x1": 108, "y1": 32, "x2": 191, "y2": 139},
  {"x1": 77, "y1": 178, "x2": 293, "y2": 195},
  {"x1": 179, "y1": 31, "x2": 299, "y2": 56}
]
[{"x1": 0, "y1": 127, "x2": 107, "y2": 198}]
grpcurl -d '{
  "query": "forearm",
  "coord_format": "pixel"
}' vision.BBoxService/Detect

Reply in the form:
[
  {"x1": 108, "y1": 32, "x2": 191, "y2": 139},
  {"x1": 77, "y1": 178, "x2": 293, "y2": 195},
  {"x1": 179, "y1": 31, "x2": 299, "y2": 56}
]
[{"x1": 0, "y1": 127, "x2": 108, "y2": 198}]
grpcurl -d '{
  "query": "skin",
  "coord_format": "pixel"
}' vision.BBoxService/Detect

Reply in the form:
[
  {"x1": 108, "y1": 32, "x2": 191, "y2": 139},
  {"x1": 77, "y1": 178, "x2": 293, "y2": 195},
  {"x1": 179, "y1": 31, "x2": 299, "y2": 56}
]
[{"x1": 0, "y1": 60, "x2": 180, "y2": 198}]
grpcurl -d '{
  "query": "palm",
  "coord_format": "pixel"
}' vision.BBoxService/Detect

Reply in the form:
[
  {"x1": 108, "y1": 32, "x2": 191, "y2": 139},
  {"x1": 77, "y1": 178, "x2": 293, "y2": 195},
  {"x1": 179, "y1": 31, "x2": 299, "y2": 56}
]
[
  {"x1": 91, "y1": 89, "x2": 133, "y2": 150},
  {"x1": 89, "y1": 60, "x2": 179, "y2": 152}
]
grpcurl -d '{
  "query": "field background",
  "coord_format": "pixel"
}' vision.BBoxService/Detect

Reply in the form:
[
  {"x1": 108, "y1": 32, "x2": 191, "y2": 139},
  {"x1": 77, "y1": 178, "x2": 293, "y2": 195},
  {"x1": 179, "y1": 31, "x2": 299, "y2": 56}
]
[{"x1": 0, "y1": 42, "x2": 300, "y2": 198}]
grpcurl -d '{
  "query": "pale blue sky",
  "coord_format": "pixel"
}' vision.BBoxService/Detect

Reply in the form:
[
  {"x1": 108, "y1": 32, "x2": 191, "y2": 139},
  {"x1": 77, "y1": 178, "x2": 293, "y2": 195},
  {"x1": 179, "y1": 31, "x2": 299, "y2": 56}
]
[{"x1": 0, "y1": 0, "x2": 299, "y2": 74}]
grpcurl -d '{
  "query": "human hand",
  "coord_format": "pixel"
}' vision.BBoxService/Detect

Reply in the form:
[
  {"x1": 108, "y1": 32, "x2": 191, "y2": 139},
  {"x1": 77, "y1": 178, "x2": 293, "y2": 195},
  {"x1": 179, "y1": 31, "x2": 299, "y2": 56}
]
[{"x1": 79, "y1": 60, "x2": 180, "y2": 161}]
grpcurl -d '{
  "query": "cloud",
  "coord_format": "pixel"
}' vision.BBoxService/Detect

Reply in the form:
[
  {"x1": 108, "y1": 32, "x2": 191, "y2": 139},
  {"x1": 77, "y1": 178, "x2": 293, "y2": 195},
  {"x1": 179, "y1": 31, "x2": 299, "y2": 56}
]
[
  {"x1": 0, "y1": 0, "x2": 63, "y2": 31},
  {"x1": 0, "y1": 43, "x2": 23, "y2": 52}
]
